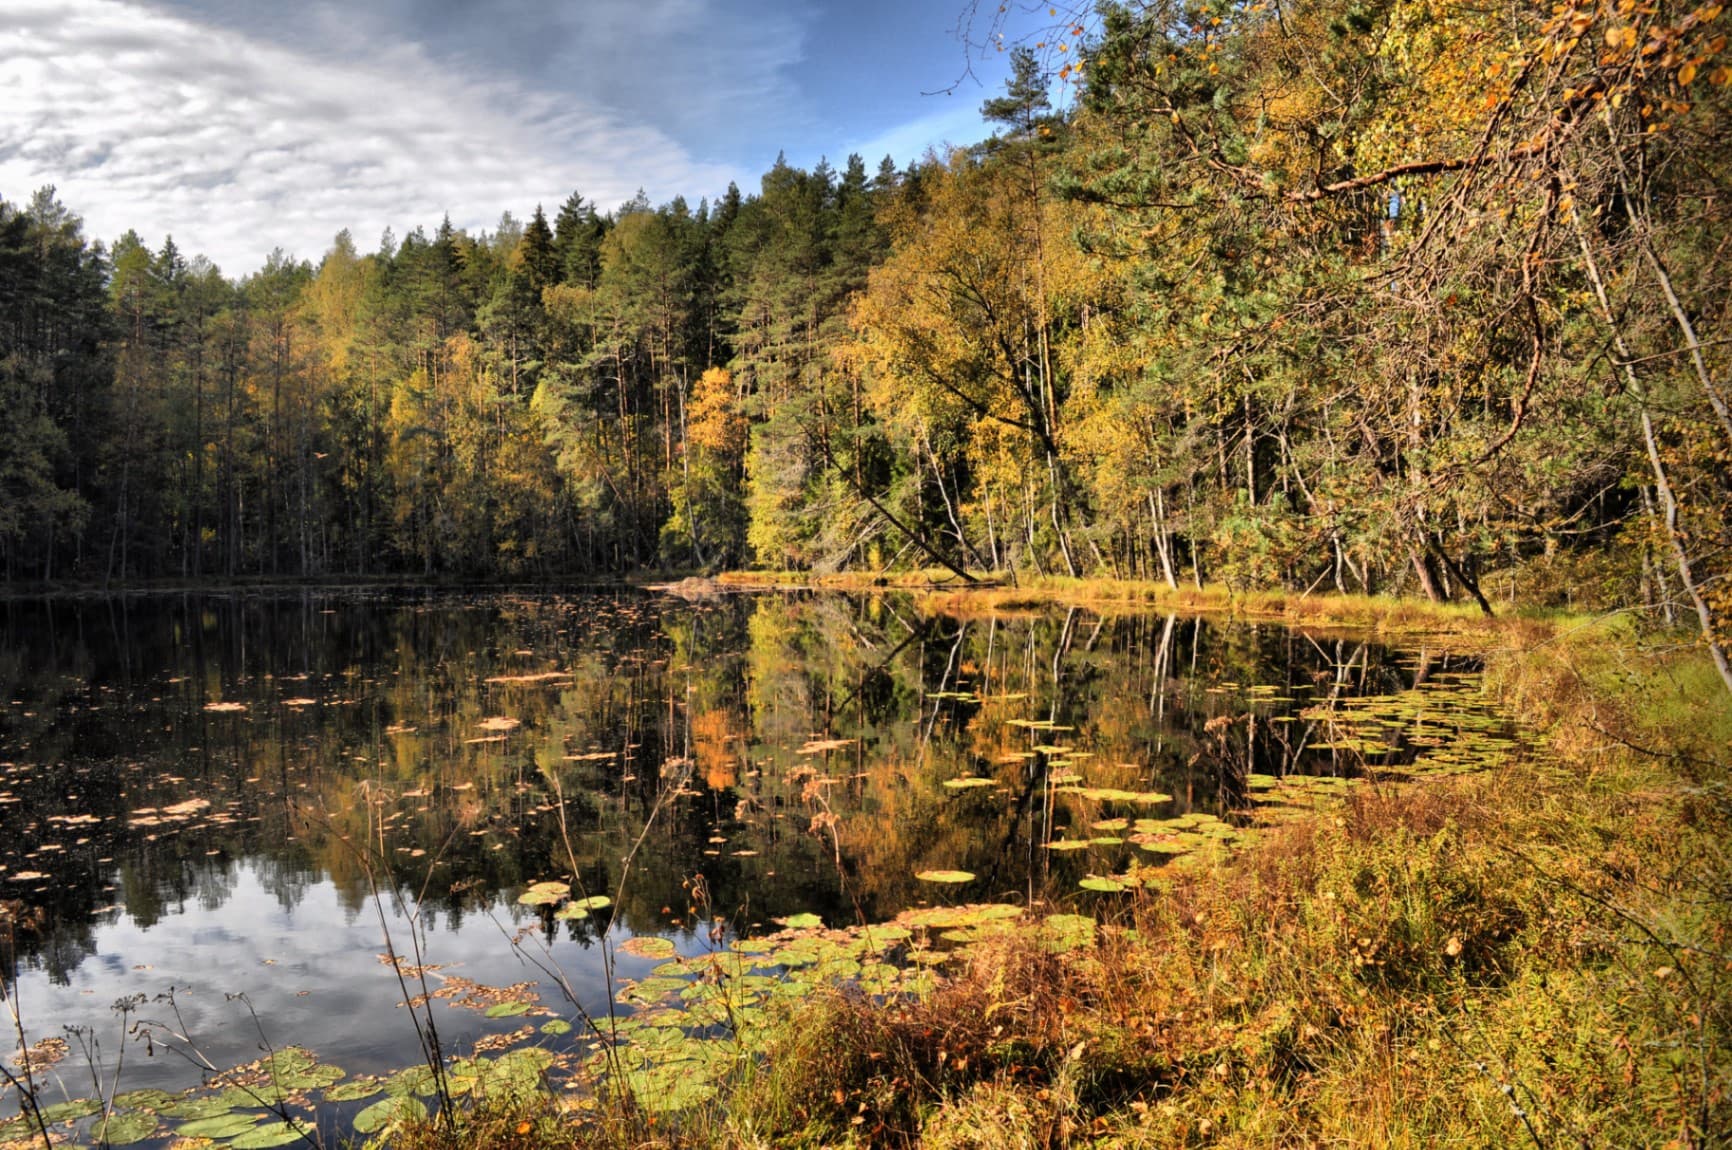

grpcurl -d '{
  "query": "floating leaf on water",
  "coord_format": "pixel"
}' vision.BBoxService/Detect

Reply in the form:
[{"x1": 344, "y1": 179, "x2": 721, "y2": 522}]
[
  {"x1": 1089, "y1": 836, "x2": 1125, "y2": 846},
  {"x1": 858, "y1": 924, "x2": 912, "y2": 948},
  {"x1": 1091, "y1": 818, "x2": 1129, "y2": 831},
  {"x1": 618, "y1": 936, "x2": 677, "y2": 960},
  {"x1": 540, "y1": 1019, "x2": 573, "y2": 1036},
  {"x1": 942, "y1": 777, "x2": 997, "y2": 790},
  {"x1": 899, "y1": 903, "x2": 1021, "y2": 930},
  {"x1": 231, "y1": 1120, "x2": 308, "y2": 1148},
  {"x1": 204, "y1": 701, "x2": 247, "y2": 713},
  {"x1": 323, "y1": 1078, "x2": 384, "y2": 1103},
  {"x1": 477, "y1": 716, "x2": 521, "y2": 732},
  {"x1": 1078, "y1": 876, "x2": 1130, "y2": 893},
  {"x1": 797, "y1": 738, "x2": 855, "y2": 755},
  {"x1": 915, "y1": 869, "x2": 975, "y2": 884},
  {"x1": 176, "y1": 1113, "x2": 261, "y2": 1139},
  {"x1": 1044, "y1": 839, "x2": 1090, "y2": 851},
  {"x1": 781, "y1": 912, "x2": 823, "y2": 929},
  {"x1": 382, "y1": 1066, "x2": 437, "y2": 1098},
  {"x1": 618, "y1": 977, "x2": 690, "y2": 1005},
  {"x1": 553, "y1": 904, "x2": 589, "y2": 920},
  {"x1": 570, "y1": 895, "x2": 612, "y2": 911},
  {"x1": 93, "y1": 1112, "x2": 158, "y2": 1146},
  {"x1": 1040, "y1": 914, "x2": 1097, "y2": 953},
  {"x1": 113, "y1": 1089, "x2": 176, "y2": 1110},
  {"x1": 618, "y1": 1064, "x2": 718, "y2": 1113},
  {"x1": 517, "y1": 881, "x2": 570, "y2": 907},
  {"x1": 353, "y1": 1095, "x2": 428, "y2": 1135},
  {"x1": 1056, "y1": 787, "x2": 1172, "y2": 804},
  {"x1": 484, "y1": 1001, "x2": 532, "y2": 1018},
  {"x1": 159, "y1": 1090, "x2": 250, "y2": 1120},
  {"x1": 34, "y1": 1098, "x2": 102, "y2": 1124}
]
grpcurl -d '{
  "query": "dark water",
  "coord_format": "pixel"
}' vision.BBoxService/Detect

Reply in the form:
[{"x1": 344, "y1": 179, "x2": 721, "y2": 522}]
[{"x1": 0, "y1": 589, "x2": 1476, "y2": 1105}]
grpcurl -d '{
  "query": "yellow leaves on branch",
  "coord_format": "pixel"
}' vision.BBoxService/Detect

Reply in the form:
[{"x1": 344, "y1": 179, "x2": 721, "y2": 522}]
[{"x1": 687, "y1": 367, "x2": 746, "y2": 457}]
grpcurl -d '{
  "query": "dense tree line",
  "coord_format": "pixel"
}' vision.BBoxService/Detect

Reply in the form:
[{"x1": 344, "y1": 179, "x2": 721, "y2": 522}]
[{"x1": 1, "y1": 0, "x2": 1727, "y2": 679}]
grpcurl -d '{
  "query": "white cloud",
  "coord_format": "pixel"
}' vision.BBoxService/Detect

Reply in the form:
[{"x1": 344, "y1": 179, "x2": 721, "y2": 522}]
[{"x1": 0, "y1": 0, "x2": 745, "y2": 273}]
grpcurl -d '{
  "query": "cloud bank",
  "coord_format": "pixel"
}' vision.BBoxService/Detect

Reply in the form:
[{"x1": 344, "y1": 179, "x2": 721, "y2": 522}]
[{"x1": 0, "y1": 0, "x2": 744, "y2": 273}]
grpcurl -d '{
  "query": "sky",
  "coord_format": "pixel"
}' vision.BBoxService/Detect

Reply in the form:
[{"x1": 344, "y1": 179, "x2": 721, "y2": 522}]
[{"x1": 0, "y1": 0, "x2": 1065, "y2": 275}]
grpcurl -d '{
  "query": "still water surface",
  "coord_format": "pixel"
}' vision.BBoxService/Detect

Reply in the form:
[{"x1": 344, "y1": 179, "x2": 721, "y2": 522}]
[{"x1": 0, "y1": 589, "x2": 1482, "y2": 1118}]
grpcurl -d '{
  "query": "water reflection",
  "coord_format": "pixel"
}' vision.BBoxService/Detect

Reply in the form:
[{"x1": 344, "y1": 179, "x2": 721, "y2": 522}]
[{"x1": 0, "y1": 589, "x2": 1473, "y2": 1087}]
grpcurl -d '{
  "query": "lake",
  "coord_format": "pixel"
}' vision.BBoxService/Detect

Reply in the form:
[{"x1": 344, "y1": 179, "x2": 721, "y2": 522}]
[{"x1": 0, "y1": 588, "x2": 1504, "y2": 1143}]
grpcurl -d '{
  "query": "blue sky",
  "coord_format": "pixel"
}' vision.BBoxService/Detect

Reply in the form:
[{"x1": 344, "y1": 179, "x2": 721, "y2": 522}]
[{"x1": 0, "y1": 0, "x2": 1070, "y2": 273}]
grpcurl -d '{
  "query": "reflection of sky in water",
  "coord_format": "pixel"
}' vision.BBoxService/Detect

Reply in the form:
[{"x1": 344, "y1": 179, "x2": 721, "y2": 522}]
[{"x1": 12, "y1": 860, "x2": 635, "y2": 1098}]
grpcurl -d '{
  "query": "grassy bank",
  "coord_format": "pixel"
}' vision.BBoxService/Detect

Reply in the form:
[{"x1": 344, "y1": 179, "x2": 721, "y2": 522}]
[
  {"x1": 395, "y1": 599, "x2": 1730, "y2": 1149},
  {"x1": 715, "y1": 570, "x2": 1551, "y2": 638}
]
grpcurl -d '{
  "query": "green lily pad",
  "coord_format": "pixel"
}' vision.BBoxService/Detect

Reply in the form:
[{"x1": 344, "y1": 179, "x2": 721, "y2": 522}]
[
  {"x1": 382, "y1": 1066, "x2": 438, "y2": 1098},
  {"x1": 915, "y1": 869, "x2": 975, "y2": 883},
  {"x1": 943, "y1": 776, "x2": 997, "y2": 790},
  {"x1": 232, "y1": 1120, "x2": 309, "y2": 1148},
  {"x1": 900, "y1": 903, "x2": 1021, "y2": 930},
  {"x1": 1058, "y1": 787, "x2": 1173, "y2": 804},
  {"x1": 113, "y1": 1089, "x2": 177, "y2": 1110},
  {"x1": 177, "y1": 1112, "x2": 263, "y2": 1139},
  {"x1": 353, "y1": 1095, "x2": 427, "y2": 1135},
  {"x1": 540, "y1": 1019, "x2": 573, "y2": 1036},
  {"x1": 159, "y1": 1088, "x2": 256, "y2": 1120},
  {"x1": 782, "y1": 913, "x2": 823, "y2": 929},
  {"x1": 1040, "y1": 914, "x2": 1097, "y2": 953},
  {"x1": 485, "y1": 1001, "x2": 533, "y2": 1018},
  {"x1": 517, "y1": 881, "x2": 571, "y2": 906},
  {"x1": 36, "y1": 1098, "x2": 102, "y2": 1124},
  {"x1": 620, "y1": 935, "x2": 677, "y2": 959},
  {"x1": 323, "y1": 1078, "x2": 385, "y2": 1103},
  {"x1": 571, "y1": 895, "x2": 612, "y2": 911},
  {"x1": 93, "y1": 1111, "x2": 159, "y2": 1146},
  {"x1": 1079, "y1": 876, "x2": 1130, "y2": 893}
]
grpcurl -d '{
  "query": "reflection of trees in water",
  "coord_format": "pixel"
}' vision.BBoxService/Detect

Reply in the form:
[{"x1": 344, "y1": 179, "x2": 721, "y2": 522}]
[{"x1": 0, "y1": 590, "x2": 1477, "y2": 984}]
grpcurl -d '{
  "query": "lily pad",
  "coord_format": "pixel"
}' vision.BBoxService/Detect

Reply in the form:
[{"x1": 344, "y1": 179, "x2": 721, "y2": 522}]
[
  {"x1": 1040, "y1": 913, "x2": 1098, "y2": 953},
  {"x1": 782, "y1": 912, "x2": 823, "y2": 929},
  {"x1": 540, "y1": 1019, "x2": 573, "y2": 1036},
  {"x1": 353, "y1": 1095, "x2": 427, "y2": 1135},
  {"x1": 323, "y1": 1078, "x2": 385, "y2": 1103},
  {"x1": 517, "y1": 881, "x2": 571, "y2": 907},
  {"x1": 92, "y1": 1112, "x2": 159, "y2": 1146},
  {"x1": 571, "y1": 895, "x2": 612, "y2": 911},
  {"x1": 1079, "y1": 876, "x2": 1130, "y2": 893},
  {"x1": 176, "y1": 1113, "x2": 262, "y2": 1139},
  {"x1": 619, "y1": 935, "x2": 678, "y2": 959},
  {"x1": 36, "y1": 1098, "x2": 102, "y2": 1124},
  {"x1": 232, "y1": 1120, "x2": 309, "y2": 1148},
  {"x1": 942, "y1": 777, "x2": 997, "y2": 790},
  {"x1": 915, "y1": 869, "x2": 975, "y2": 883},
  {"x1": 485, "y1": 1001, "x2": 533, "y2": 1018}
]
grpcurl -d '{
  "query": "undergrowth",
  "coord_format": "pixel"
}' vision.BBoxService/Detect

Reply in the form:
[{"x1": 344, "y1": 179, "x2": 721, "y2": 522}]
[{"x1": 391, "y1": 613, "x2": 1730, "y2": 1149}]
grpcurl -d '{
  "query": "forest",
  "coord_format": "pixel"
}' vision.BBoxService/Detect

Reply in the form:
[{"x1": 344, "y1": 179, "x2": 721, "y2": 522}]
[{"x1": 1, "y1": 0, "x2": 1727, "y2": 674}]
